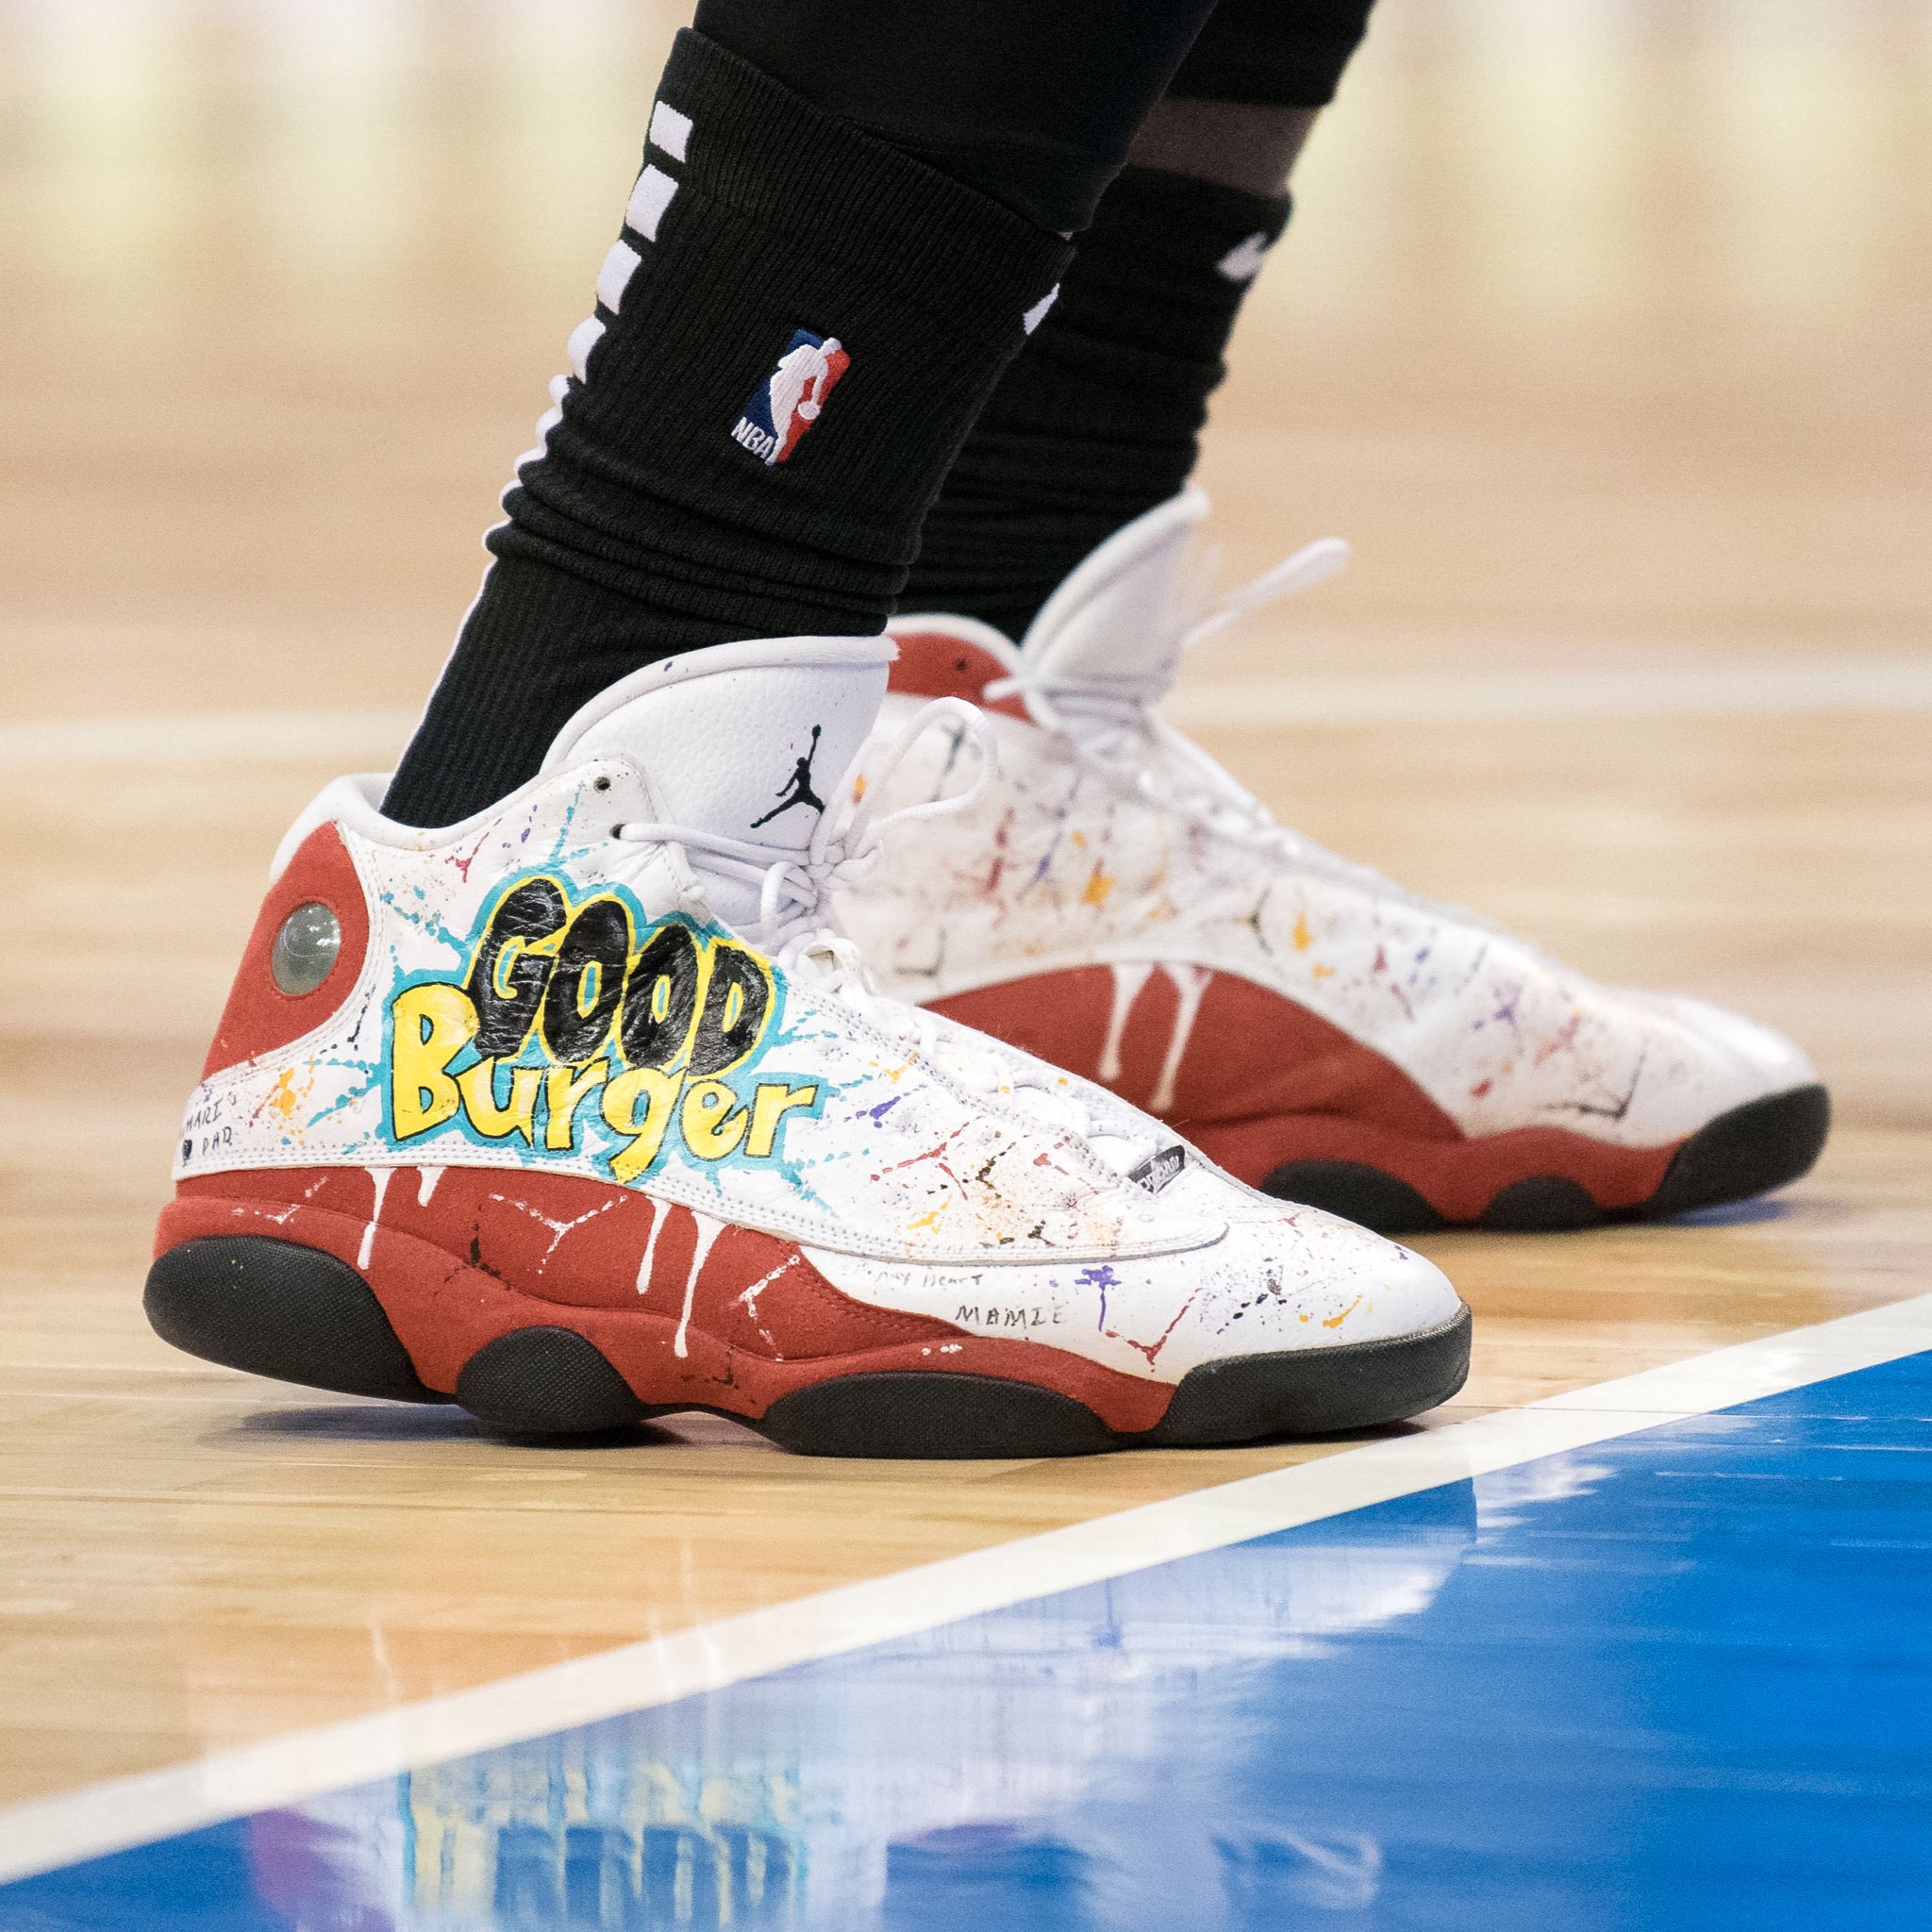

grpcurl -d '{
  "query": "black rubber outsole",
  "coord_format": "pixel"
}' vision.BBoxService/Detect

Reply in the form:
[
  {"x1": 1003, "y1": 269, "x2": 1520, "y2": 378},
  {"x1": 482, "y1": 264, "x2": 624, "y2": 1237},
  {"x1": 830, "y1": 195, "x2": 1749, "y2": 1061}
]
[
  {"x1": 1261, "y1": 1083, "x2": 1831, "y2": 1236},
  {"x1": 145, "y1": 1236, "x2": 444, "y2": 1404},
  {"x1": 143, "y1": 1235, "x2": 1472, "y2": 1458}
]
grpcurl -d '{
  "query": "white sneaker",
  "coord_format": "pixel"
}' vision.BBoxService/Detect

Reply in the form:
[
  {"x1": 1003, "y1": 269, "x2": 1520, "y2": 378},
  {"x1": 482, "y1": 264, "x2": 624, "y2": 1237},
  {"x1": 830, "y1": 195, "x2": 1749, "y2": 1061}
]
[
  {"x1": 841, "y1": 491, "x2": 1826, "y2": 1233},
  {"x1": 147, "y1": 634, "x2": 1468, "y2": 1455}
]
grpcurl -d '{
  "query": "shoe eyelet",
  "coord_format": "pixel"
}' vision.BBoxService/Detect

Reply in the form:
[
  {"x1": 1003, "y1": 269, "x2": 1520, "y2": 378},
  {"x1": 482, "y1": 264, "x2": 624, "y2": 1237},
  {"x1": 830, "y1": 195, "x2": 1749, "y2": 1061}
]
[{"x1": 593, "y1": 775, "x2": 611, "y2": 792}]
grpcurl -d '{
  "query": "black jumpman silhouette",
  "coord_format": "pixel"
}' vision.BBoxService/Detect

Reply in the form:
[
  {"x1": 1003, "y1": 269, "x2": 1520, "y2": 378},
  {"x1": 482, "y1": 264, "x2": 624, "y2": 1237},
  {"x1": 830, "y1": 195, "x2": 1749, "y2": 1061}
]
[{"x1": 750, "y1": 724, "x2": 825, "y2": 828}]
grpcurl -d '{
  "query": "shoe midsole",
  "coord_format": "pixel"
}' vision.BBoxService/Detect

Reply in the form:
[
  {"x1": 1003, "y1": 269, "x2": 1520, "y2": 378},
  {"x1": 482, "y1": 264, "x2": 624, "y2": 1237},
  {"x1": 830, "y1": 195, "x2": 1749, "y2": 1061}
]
[
  {"x1": 156, "y1": 1183, "x2": 1176, "y2": 1431},
  {"x1": 1188, "y1": 1114, "x2": 1681, "y2": 1221}
]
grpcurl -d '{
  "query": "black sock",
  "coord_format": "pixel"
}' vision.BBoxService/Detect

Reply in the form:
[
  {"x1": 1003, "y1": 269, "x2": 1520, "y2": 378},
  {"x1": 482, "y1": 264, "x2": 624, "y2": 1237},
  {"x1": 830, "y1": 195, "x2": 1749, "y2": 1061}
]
[
  {"x1": 897, "y1": 167, "x2": 1291, "y2": 641},
  {"x1": 384, "y1": 30, "x2": 1069, "y2": 828}
]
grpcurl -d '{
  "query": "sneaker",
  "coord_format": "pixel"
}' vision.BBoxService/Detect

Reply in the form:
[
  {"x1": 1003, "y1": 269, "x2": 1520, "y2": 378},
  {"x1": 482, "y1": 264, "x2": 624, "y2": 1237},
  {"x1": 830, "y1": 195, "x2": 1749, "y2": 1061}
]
[
  {"x1": 146, "y1": 636, "x2": 1469, "y2": 1456},
  {"x1": 841, "y1": 492, "x2": 1828, "y2": 1234}
]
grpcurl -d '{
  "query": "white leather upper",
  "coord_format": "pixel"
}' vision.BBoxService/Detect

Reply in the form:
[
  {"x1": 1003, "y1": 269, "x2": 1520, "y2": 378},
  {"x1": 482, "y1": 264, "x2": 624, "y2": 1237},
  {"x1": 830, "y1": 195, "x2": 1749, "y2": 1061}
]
[
  {"x1": 844, "y1": 498, "x2": 1816, "y2": 1148},
  {"x1": 178, "y1": 636, "x2": 1460, "y2": 1383}
]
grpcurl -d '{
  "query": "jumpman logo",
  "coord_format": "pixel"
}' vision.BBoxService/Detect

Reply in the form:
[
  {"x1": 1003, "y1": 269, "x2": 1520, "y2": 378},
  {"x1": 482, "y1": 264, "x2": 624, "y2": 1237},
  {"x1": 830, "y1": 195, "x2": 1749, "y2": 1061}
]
[{"x1": 750, "y1": 725, "x2": 825, "y2": 828}]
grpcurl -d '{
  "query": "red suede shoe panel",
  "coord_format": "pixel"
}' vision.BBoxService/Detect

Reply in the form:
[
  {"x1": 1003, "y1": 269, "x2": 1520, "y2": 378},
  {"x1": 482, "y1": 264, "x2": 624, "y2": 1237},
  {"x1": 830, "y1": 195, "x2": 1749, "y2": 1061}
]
[
  {"x1": 888, "y1": 629, "x2": 1028, "y2": 721},
  {"x1": 933, "y1": 965, "x2": 1459, "y2": 1138},
  {"x1": 202, "y1": 825, "x2": 371, "y2": 1080},
  {"x1": 158, "y1": 1174, "x2": 1176, "y2": 1432},
  {"x1": 931, "y1": 967, "x2": 1682, "y2": 1216},
  {"x1": 175, "y1": 1166, "x2": 959, "y2": 1362}
]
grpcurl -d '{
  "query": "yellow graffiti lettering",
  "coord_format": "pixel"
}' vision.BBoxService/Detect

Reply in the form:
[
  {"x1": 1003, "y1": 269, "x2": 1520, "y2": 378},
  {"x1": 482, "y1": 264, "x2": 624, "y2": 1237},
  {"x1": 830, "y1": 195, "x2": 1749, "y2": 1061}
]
[
  {"x1": 575, "y1": 960, "x2": 605, "y2": 1016},
  {"x1": 601, "y1": 1066, "x2": 683, "y2": 1183},
  {"x1": 543, "y1": 1059, "x2": 608, "y2": 1152},
  {"x1": 680, "y1": 1078, "x2": 749, "y2": 1160},
  {"x1": 393, "y1": 887, "x2": 830, "y2": 1178},
  {"x1": 744, "y1": 1081, "x2": 820, "y2": 1159},
  {"x1": 491, "y1": 938, "x2": 526, "y2": 1002},
  {"x1": 391, "y1": 982, "x2": 479, "y2": 1140},
  {"x1": 455, "y1": 1058, "x2": 543, "y2": 1143},
  {"x1": 490, "y1": 927, "x2": 563, "y2": 1002}
]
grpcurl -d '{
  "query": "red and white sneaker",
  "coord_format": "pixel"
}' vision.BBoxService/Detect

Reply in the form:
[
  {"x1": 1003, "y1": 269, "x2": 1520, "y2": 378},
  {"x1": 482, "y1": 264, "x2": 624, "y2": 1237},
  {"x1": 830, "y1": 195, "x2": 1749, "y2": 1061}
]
[
  {"x1": 841, "y1": 491, "x2": 1828, "y2": 1234},
  {"x1": 147, "y1": 636, "x2": 1468, "y2": 1456}
]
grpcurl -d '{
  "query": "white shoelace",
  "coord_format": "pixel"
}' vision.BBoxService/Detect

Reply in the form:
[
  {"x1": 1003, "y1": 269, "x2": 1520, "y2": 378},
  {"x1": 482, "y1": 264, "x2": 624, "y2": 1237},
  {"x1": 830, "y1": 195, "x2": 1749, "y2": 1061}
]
[
  {"x1": 985, "y1": 534, "x2": 1556, "y2": 958},
  {"x1": 610, "y1": 699, "x2": 1122, "y2": 1152},
  {"x1": 981, "y1": 538, "x2": 1397, "y2": 882}
]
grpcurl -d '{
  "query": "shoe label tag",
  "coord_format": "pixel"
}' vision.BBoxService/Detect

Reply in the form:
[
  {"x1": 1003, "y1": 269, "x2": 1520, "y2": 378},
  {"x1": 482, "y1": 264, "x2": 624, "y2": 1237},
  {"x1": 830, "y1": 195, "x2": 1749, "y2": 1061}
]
[
  {"x1": 1128, "y1": 1145, "x2": 1187, "y2": 1196},
  {"x1": 731, "y1": 328, "x2": 849, "y2": 466}
]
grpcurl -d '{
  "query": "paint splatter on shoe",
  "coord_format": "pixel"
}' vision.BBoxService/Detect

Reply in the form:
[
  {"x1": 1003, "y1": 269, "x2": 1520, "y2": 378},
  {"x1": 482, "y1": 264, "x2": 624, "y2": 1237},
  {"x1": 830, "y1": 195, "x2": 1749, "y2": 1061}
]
[
  {"x1": 148, "y1": 635, "x2": 1468, "y2": 1455},
  {"x1": 841, "y1": 492, "x2": 1827, "y2": 1234}
]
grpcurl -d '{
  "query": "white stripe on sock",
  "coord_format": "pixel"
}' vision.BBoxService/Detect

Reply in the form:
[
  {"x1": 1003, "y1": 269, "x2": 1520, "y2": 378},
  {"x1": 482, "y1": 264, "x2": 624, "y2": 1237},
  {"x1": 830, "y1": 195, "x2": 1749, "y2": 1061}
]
[
  {"x1": 648, "y1": 101, "x2": 691, "y2": 162},
  {"x1": 1217, "y1": 232, "x2": 1273, "y2": 282},
  {"x1": 594, "y1": 239, "x2": 642, "y2": 314},
  {"x1": 625, "y1": 164, "x2": 678, "y2": 242},
  {"x1": 566, "y1": 316, "x2": 606, "y2": 381},
  {"x1": 1022, "y1": 284, "x2": 1060, "y2": 335}
]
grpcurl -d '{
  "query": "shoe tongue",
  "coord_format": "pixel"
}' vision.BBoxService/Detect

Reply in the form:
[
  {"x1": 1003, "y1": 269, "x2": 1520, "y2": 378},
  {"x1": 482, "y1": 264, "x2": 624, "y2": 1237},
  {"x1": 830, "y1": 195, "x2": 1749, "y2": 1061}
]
[
  {"x1": 1019, "y1": 490, "x2": 1210, "y2": 709},
  {"x1": 542, "y1": 637, "x2": 892, "y2": 929}
]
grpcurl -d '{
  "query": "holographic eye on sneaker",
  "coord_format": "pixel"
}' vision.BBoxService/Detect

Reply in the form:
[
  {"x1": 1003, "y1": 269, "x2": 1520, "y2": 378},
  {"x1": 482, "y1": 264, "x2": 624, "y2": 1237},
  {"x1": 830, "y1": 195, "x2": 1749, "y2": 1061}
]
[{"x1": 269, "y1": 901, "x2": 341, "y2": 996}]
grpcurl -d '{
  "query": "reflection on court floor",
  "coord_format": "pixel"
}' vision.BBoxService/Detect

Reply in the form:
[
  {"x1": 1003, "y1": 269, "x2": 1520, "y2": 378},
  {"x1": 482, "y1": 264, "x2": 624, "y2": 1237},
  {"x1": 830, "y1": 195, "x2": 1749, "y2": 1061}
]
[{"x1": 8, "y1": 1354, "x2": 1929, "y2": 1930}]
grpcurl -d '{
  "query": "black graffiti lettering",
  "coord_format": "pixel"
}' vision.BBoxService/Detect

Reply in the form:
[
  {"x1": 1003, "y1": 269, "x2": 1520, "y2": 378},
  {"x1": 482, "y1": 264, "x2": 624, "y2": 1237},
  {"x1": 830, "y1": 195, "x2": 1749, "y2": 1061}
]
[
  {"x1": 541, "y1": 896, "x2": 632, "y2": 1064},
  {"x1": 466, "y1": 878, "x2": 568, "y2": 1058},
  {"x1": 689, "y1": 942, "x2": 772, "y2": 1076},
  {"x1": 457, "y1": 881, "x2": 779, "y2": 1082},
  {"x1": 620, "y1": 923, "x2": 702, "y2": 1071}
]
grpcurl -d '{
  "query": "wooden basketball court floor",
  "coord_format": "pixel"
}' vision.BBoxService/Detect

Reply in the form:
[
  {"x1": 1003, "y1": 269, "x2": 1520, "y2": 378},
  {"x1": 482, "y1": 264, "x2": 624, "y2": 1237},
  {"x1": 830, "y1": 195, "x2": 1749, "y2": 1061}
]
[{"x1": 2, "y1": 1, "x2": 1929, "y2": 1924}]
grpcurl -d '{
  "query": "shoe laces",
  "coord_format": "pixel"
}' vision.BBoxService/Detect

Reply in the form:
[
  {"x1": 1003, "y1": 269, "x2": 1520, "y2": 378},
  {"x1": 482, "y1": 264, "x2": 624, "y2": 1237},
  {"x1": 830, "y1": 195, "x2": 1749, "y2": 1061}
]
[
  {"x1": 983, "y1": 537, "x2": 1385, "y2": 877},
  {"x1": 986, "y1": 534, "x2": 1556, "y2": 958},
  {"x1": 610, "y1": 700, "x2": 1124, "y2": 1154}
]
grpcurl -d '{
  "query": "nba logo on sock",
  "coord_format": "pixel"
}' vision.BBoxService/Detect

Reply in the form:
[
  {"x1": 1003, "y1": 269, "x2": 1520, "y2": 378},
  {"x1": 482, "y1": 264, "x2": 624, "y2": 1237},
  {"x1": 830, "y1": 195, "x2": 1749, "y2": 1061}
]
[{"x1": 732, "y1": 328, "x2": 849, "y2": 465}]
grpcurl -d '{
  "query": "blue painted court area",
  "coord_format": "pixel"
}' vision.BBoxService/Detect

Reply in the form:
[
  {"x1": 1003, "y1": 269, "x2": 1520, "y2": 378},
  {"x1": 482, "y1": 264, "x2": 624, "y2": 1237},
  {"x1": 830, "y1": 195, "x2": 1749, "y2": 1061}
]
[{"x1": 7, "y1": 1352, "x2": 1932, "y2": 1931}]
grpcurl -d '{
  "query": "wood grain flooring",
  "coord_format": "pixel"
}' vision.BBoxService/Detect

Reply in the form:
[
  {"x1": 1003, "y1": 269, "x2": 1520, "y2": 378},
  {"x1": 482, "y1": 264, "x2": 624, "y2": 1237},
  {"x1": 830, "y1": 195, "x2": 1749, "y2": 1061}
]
[{"x1": 2, "y1": 0, "x2": 1928, "y2": 1812}]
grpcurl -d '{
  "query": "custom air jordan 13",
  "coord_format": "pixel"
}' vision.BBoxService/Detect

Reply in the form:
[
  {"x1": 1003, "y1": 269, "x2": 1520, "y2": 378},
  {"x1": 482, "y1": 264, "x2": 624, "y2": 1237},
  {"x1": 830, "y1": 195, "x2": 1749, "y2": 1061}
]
[
  {"x1": 840, "y1": 491, "x2": 1828, "y2": 1235},
  {"x1": 147, "y1": 636, "x2": 1469, "y2": 1456}
]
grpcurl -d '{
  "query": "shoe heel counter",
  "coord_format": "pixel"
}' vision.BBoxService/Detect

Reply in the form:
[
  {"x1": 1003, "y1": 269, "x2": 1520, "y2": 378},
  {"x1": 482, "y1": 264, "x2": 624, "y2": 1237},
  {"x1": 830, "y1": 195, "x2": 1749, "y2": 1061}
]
[
  {"x1": 887, "y1": 625, "x2": 1029, "y2": 719},
  {"x1": 200, "y1": 823, "x2": 372, "y2": 1081}
]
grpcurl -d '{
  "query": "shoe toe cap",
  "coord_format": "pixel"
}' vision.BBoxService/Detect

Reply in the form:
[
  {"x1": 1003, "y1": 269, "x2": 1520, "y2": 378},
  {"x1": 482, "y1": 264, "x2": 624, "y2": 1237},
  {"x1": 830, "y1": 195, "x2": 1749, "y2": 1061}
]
[
  {"x1": 1652, "y1": 991, "x2": 1817, "y2": 1091},
  {"x1": 1176, "y1": 1198, "x2": 1465, "y2": 1362},
  {"x1": 1616, "y1": 990, "x2": 1821, "y2": 1138}
]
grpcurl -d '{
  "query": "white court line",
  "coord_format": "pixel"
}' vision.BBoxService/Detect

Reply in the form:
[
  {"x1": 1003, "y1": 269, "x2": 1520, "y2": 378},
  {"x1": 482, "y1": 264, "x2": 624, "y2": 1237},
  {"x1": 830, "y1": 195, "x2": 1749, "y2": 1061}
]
[
  {"x1": 1165, "y1": 655, "x2": 1932, "y2": 730},
  {"x1": 0, "y1": 708, "x2": 419, "y2": 769},
  {"x1": 1, "y1": 654, "x2": 1930, "y2": 770},
  {"x1": 3, "y1": 1291, "x2": 1930, "y2": 1887}
]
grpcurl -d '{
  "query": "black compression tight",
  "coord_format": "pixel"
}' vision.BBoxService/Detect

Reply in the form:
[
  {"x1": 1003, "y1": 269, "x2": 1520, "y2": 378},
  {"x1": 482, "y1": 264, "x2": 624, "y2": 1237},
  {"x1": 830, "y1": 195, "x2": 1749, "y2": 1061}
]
[{"x1": 695, "y1": 0, "x2": 1376, "y2": 234}]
